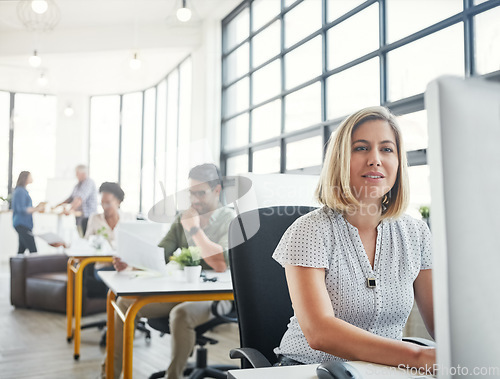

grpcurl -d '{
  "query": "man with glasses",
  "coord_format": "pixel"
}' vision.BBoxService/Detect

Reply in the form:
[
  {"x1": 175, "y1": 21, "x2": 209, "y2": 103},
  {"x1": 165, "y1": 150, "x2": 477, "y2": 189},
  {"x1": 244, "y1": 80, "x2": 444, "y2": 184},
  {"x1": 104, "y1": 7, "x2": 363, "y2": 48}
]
[{"x1": 105, "y1": 163, "x2": 235, "y2": 379}]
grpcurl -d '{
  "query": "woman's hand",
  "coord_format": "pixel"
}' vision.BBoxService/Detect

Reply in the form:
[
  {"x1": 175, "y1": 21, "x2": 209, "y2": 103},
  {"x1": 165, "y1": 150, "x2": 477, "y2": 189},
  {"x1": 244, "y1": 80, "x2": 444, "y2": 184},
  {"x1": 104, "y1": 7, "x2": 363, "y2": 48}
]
[
  {"x1": 35, "y1": 202, "x2": 46, "y2": 213},
  {"x1": 415, "y1": 347, "x2": 436, "y2": 374},
  {"x1": 49, "y1": 242, "x2": 67, "y2": 248},
  {"x1": 113, "y1": 256, "x2": 128, "y2": 272}
]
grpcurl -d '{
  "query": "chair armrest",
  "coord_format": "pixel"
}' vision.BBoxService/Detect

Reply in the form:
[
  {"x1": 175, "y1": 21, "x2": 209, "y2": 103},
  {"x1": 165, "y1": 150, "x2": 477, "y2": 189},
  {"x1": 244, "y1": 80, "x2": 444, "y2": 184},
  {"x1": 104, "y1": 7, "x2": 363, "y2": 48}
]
[
  {"x1": 403, "y1": 337, "x2": 436, "y2": 347},
  {"x1": 229, "y1": 348, "x2": 272, "y2": 368},
  {"x1": 211, "y1": 300, "x2": 238, "y2": 323}
]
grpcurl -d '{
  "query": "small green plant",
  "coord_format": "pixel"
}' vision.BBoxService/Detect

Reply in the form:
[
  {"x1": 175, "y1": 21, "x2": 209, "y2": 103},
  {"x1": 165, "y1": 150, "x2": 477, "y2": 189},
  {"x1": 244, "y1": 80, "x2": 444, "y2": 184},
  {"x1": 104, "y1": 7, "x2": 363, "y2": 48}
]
[
  {"x1": 96, "y1": 226, "x2": 109, "y2": 240},
  {"x1": 419, "y1": 206, "x2": 430, "y2": 219},
  {"x1": 170, "y1": 246, "x2": 201, "y2": 267}
]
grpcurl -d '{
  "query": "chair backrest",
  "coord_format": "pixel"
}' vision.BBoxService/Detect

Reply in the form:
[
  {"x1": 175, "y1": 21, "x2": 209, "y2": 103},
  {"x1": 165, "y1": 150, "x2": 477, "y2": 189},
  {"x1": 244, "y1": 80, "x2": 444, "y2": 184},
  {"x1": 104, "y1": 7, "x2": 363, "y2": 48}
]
[{"x1": 229, "y1": 206, "x2": 316, "y2": 366}]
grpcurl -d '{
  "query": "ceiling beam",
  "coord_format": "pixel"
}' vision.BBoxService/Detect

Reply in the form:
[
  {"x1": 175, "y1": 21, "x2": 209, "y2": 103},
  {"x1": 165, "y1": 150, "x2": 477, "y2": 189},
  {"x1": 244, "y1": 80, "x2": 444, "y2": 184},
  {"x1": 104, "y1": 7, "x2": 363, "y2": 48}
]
[{"x1": 0, "y1": 23, "x2": 202, "y2": 56}]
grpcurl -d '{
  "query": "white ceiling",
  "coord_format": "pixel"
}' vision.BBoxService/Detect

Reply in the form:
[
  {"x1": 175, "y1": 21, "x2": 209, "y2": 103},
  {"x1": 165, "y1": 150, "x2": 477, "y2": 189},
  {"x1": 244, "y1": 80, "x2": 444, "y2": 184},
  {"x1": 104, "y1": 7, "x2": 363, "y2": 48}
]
[{"x1": 0, "y1": 0, "x2": 238, "y2": 95}]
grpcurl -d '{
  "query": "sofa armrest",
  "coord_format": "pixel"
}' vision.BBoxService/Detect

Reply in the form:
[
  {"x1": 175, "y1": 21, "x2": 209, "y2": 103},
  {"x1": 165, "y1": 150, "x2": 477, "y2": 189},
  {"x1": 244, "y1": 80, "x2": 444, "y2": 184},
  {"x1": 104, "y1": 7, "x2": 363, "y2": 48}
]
[{"x1": 10, "y1": 256, "x2": 27, "y2": 307}]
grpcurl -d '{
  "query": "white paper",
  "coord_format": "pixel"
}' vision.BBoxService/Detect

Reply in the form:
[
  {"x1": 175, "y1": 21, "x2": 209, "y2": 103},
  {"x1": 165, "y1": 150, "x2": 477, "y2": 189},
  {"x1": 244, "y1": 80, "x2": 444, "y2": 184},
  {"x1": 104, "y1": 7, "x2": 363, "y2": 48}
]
[{"x1": 36, "y1": 232, "x2": 66, "y2": 245}]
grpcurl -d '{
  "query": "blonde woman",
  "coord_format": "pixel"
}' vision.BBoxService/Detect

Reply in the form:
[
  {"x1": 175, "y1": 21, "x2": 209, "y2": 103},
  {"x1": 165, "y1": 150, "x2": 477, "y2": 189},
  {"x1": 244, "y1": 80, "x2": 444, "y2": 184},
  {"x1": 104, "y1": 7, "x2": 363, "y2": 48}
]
[{"x1": 272, "y1": 106, "x2": 435, "y2": 372}]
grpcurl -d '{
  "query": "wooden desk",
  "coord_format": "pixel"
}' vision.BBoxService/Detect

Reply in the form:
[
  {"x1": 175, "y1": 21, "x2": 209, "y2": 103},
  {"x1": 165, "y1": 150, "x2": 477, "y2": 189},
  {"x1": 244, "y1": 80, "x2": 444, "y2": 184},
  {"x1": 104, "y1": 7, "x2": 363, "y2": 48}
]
[
  {"x1": 66, "y1": 252, "x2": 114, "y2": 360},
  {"x1": 98, "y1": 270, "x2": 234, "y2": 379}
]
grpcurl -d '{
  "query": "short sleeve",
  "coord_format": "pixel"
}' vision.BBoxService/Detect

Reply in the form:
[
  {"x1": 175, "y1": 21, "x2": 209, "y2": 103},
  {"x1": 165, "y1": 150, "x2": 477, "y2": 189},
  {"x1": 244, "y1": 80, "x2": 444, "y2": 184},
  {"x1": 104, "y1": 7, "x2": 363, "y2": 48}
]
[
  {"x1": 418, "y1": 220, "x2": 432, "y2": 270},
  {"x1": 272, "y1": 210, "x2": 332, "y2": 270},
  {"x1": 12, "y1": 189, "x2": 30, "y2": 214}
]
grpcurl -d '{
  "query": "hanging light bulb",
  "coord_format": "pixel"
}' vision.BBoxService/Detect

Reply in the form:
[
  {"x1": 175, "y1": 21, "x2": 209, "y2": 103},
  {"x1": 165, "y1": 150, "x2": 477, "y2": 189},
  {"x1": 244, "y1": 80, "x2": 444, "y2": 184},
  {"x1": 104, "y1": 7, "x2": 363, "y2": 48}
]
[
  {"x1": 64, "y1": 104, "x2": 74, "y2": 117},
  {"x1": 37, "y1": 72, "x2": 48, "y2": 87},
  {"x1": 31, "y1": 0, "x2": 49, "y2": 15},
  {"x1": 29, "y1": 50, "x2": 41, "y2": 67},
  {"x1": 129, "y1": 52, "x2": 142, "y2": 70},
  {"x1": 176, "y1": 0, "x2": 192, "y2": 22}
]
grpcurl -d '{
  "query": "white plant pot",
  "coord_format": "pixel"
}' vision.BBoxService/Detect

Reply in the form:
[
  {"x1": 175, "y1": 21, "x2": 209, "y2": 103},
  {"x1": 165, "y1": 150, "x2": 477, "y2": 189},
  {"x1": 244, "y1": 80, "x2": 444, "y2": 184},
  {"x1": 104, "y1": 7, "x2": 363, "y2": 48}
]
[
  {"x1": 184, "y1": 265, "x2": 202, "y2": 283},
  {"x1": 0, "y1": 201, "x2": 9, "y2": 211}
]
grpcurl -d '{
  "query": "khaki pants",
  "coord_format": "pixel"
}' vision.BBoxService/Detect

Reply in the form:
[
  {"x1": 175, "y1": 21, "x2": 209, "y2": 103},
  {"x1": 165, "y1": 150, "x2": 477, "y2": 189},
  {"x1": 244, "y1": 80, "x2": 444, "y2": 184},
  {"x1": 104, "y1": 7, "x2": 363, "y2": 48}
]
[{"x1": 105, "y1": 298, "x2": 230, "y2": 379}]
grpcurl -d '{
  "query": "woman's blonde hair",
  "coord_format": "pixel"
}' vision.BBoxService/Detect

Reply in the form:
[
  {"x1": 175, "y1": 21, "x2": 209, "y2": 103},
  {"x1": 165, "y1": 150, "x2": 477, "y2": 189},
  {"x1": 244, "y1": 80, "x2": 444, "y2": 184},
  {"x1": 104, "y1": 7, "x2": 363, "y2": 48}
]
[{"x1": 315, "y1": 106, "x2": 409, "y2": 219}]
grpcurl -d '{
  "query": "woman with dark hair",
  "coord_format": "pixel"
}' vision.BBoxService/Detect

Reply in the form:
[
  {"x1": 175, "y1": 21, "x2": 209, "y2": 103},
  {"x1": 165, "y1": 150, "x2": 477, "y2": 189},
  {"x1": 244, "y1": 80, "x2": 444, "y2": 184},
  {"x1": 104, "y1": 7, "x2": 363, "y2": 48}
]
[
  {"x1": 84, "y1": 182, "x2": 131, "y2": 246},
  {"x1": 11, "y1": 171, "x2": 46, "y2": 254},
  {"x1": 83, "y1": 182, "x2": 132, "y2": 297}
]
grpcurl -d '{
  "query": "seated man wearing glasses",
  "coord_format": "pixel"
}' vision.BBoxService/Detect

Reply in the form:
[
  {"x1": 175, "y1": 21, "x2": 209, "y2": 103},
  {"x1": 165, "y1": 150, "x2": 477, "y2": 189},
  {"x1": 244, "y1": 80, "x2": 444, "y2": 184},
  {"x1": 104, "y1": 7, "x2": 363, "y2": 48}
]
[{"x1": 105, "y1": 164, "x2": 235, "y2": 379}]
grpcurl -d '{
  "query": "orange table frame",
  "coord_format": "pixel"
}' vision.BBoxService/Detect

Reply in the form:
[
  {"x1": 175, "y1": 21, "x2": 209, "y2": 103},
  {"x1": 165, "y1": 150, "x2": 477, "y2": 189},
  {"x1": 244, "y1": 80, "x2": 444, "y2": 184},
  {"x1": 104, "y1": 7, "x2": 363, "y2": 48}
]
[
  {"x1": 66, "y1": 256, "x2": 114, "y2": 359},
  {"x1": 105, "y1": 289, "x2": 234, "y2": 379}
]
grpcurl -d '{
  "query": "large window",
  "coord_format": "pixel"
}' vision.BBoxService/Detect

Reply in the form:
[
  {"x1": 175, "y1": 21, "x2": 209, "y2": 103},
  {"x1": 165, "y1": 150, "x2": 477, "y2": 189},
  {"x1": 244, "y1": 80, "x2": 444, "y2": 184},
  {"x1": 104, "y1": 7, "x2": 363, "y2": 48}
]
[
  {"x1": 89, "y1": 95, "x2": 120, "y2": 188},
  {"x1": 89, "y1": 56, "x2": 192, "y2": 215},
  {"x1": 12, "y1": 93, "x2": 57, "y2": 203},
  {"x1": 0, "y1": 92, "x2": 10, "y2": 198},
  {"x1": 221, "y1": 0, "x2": 500, "y2": 212},
  {"x1": 0, "y1": 93, "x2": 60, "y2": 204}
]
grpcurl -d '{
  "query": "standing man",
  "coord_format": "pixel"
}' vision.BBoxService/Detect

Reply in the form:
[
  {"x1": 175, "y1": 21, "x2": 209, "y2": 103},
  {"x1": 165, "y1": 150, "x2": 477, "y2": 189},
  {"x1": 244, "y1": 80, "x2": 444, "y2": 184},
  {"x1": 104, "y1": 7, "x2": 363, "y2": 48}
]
[{"x1": 58, "y1": 165, "x2": 97, "y2": 236}]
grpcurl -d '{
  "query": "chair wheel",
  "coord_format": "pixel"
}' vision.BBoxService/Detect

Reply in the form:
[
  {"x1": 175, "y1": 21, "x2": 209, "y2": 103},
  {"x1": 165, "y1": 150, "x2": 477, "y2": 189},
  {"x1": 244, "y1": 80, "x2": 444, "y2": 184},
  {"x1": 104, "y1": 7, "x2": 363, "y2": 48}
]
[
  {"x1": 74, "y1": 354, "x2": 80, "y2": 360},
  {"x1": 67, "y1": 337, "x2": 72, "y2": 343}
]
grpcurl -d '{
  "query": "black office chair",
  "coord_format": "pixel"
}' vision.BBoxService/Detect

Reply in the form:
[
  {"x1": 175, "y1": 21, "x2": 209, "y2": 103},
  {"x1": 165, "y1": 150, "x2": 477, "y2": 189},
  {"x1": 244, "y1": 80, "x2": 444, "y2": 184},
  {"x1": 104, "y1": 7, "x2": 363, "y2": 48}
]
[
  {"x1": 147, "y1": 301, "x2": 239, "y2": 379},
  {"x1": 227, "y1": 206, "x2": 435, "y2": 369},
  {"x1": 227, "y1": 206, "x2": 316, "y2": 368}
]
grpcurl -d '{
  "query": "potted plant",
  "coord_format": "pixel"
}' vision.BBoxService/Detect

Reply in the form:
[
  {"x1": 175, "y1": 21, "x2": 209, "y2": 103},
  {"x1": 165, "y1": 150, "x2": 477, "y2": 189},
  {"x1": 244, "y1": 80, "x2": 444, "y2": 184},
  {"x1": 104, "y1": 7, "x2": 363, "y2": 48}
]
[
  {"x1": 91, "y1": 226, "x2": 109, "y2": 250},
  {"x1": 170, "y1": 246, "x2": 202, "y2": 283},
  {"x1": 0, "y1": 194, "x2": 12, "y2": 211},
  {"x1": 419, "y1": 205, "x2": 430, "y2": 228}
]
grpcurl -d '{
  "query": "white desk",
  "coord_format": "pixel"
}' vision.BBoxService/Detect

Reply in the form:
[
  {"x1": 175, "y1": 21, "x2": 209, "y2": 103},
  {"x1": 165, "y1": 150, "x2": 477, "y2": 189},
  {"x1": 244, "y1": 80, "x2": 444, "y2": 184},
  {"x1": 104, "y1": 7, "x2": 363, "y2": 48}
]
[
  {"x1": 227, "y1": 362, "x2": 434, "y2": 378},
  {"x1": 228, "y1": 364, "x2": 318, "y2": 379},
  {"x1": 98, "y1": 270, "x2": 234, "y2": 379}
]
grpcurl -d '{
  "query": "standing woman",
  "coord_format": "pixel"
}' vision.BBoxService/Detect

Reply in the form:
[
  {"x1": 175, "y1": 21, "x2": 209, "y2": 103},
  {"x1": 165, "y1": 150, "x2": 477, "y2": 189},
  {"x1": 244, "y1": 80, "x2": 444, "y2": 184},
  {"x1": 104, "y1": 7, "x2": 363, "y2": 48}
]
[
  {"x1": 11, "y1": 171, "x2": 45, "y2": 254},
  {"x1": 273, "y1": 107, "x2": 435, "y2": 371}
]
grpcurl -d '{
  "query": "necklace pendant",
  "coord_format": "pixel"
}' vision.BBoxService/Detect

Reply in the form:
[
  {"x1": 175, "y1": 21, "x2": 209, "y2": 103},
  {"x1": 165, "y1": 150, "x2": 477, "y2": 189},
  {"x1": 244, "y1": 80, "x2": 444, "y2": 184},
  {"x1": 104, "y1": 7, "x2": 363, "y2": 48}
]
[{"x1": 366, "y1": 278, "x2": 376, "y2": 288}]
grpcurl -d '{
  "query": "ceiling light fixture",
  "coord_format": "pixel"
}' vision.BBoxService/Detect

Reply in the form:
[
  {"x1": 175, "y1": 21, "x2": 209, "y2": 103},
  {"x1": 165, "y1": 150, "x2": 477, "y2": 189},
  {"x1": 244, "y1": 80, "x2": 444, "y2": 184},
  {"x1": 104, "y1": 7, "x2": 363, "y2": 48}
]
[
  {"x1": 17, "y1": 0, "x2": 61, "y2": 32},
  {"x1": 31, "y1": 0, "x2": 48, "y2": 14},
  {"x1": 37, "y1": 72, "x2": 48, "y2": 87},
  {"x1": 29, "y1": 50, "x2": 41, "y2": 67},
  {"x1": 64, "y1": 104, "x2": 74, "y2": 117},
  {"x1": 129, "y1": 53, "x2": 142, "y2": 70},
  {"x1": 176, "y1": 0, "x2": 192, "y2": 22}
]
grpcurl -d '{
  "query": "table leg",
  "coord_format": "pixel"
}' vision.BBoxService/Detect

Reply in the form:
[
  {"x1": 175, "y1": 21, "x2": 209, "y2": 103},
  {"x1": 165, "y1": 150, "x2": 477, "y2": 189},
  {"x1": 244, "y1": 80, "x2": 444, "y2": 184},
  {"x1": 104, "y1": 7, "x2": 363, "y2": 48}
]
[
  {"x1": 66, "y1": 258, "x2": 74, "y2": 342},
  {"x1": 122, "y1": 299, "x2": 144, "y2": 379},
  {"x1": 106, "y1": 290, "x2": 116, "y2": 379},
  {"x1": 74, "y1": 260, "x2": 84, "y2": 360}
]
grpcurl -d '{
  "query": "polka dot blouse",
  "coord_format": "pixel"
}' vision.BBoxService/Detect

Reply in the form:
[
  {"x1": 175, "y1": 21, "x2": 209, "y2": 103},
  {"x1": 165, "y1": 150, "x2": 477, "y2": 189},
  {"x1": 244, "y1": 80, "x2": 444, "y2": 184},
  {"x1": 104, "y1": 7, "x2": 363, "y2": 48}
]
[{"x1": 272, "y1": 206, "x2": 432, "y2": 364}]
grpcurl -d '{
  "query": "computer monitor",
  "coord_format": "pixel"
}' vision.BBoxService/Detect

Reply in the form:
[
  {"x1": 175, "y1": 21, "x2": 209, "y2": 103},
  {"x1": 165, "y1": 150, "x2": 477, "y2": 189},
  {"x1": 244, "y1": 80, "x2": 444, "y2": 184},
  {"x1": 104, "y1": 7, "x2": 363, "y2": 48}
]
[{"x1": 426, "y1": 76, "x2": 500, "y2": 378}]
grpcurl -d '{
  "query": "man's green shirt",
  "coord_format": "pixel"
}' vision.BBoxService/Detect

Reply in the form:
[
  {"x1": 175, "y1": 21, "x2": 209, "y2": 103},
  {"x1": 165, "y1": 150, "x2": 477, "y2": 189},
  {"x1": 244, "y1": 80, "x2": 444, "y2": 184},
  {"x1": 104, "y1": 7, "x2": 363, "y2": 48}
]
[{"x1": 157, "y1": 206, "x2": 236, "y2": 270}]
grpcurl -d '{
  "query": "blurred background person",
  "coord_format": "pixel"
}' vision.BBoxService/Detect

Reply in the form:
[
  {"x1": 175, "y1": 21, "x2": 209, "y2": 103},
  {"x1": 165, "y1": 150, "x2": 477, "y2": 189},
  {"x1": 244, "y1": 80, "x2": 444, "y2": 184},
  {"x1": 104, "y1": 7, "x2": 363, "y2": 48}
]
[
  {"x1": 84, "y1": 182, "x2": 133, "y2": 298},
  {"x1": 11, "y1": 171, "x2": 45, "y2": 254},
  {"x1": 56, "y1": 164, "x2": 97, "y2": 236},
  {"x1": 84, "y1": 181, "x2": 132, "y2": 246}
]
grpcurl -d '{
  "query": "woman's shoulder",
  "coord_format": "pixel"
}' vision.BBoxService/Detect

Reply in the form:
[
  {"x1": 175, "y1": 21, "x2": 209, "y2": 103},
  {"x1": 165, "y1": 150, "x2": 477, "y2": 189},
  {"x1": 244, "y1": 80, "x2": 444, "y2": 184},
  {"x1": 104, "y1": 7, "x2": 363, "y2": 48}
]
[
  {"x1": 12, "y1": 186, "x2": 28, "y2": 199},
  {"x1": 389, "y1": 213, "x2": 430, "y2": 234},
  {"x1": 286, "y1": 206, "x2": 337, "y2": 234}
]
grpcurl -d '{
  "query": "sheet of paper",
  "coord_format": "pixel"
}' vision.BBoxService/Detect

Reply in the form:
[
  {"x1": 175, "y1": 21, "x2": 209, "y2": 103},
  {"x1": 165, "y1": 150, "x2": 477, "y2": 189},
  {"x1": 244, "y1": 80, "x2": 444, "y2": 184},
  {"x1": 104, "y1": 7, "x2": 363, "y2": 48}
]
[{"x1": 36, "y1": 232, "x2": 66, "y2": 245}]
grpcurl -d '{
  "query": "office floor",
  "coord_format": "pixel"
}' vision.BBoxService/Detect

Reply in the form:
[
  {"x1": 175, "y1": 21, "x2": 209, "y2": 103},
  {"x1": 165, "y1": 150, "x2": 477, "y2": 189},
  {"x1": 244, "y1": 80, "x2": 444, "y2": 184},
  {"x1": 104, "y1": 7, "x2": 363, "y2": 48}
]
[{"x1": 0, "y1": 262, "x2": 239, "y2": 379}]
